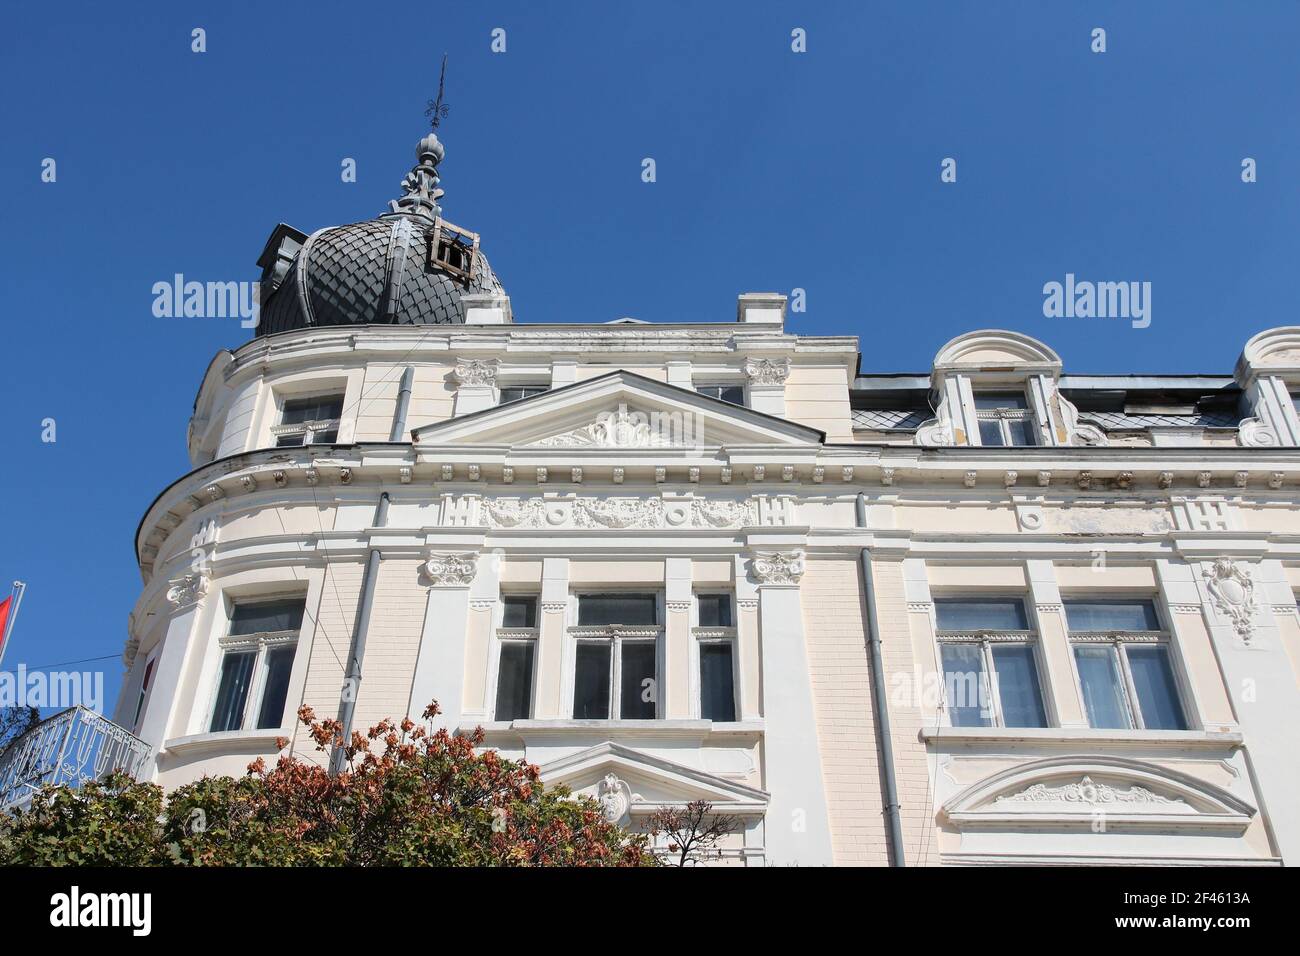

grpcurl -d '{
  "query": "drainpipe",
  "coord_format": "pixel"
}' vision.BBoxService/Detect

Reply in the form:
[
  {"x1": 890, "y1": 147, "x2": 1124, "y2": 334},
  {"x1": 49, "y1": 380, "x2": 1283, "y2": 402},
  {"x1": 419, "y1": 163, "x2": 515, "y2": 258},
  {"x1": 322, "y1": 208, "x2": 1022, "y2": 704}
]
[
  {"x1": 329, "y1": 492, "x2": 390, "y2": 775},
  {"x1": 856, "y1": 493, "x2": 905, "y2": 866},
  {"x1": 389, "y1": 366, "x2": 415, "y2": 441}
]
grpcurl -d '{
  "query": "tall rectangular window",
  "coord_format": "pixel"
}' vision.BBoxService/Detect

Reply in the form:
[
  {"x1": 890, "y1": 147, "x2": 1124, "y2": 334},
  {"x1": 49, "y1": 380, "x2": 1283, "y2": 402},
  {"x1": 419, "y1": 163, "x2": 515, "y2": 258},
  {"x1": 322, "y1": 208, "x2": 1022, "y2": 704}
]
[
  {"x1": 273, "y1": 394, "x2": 343, "y2": 447},
  {"x1": 695, "y1": 593, "x2": 737, "y2": 721},
  {"x1": 1065, "y1": 598, "x2": 1188, "y2": 731},
  {"x1": 973, "y1": 391, "x2": 1036, "y2": 447},
  {"x1": 209, "y1": 598, "x2": 305, "y2": 733},
  {"x1": 494, "y1": 596, "x2": 538, "y2": 721},
  {"x1": 935, "y1": 597, "x2": 1046, "y2": 728},
  {"x1": 572, "y1": 593, "x2": 660, "y2": 719}
]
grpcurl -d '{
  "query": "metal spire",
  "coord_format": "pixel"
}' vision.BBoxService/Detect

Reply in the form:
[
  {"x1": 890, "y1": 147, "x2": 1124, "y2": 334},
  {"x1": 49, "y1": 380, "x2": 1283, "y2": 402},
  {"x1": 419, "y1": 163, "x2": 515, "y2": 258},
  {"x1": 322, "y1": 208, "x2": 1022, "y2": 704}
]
[{"x1": 425, "y1": 54, "x2": 450, "y2": 131}]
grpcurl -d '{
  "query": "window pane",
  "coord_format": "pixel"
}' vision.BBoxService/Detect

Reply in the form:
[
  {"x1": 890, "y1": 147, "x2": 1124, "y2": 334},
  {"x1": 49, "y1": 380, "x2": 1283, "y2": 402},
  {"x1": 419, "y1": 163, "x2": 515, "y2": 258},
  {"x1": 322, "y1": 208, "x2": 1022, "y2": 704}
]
[
  {"x1": 502, "y1": 596, "x2": 537, "y2": 628},
  {"x1": 1005, "y1": 418, "x2": 1035, "y2": 446},
  {"x1": 697, "y1": 594, "x2": 733, "y2": 628},
  {"x1": 578, "y1": 593, "x2": 658, "y2": 625},
  {"x1": 699, "y1": 385, "x2": 744, "y2": 405},
  {"x1": 620, "y1": 642, "x2": 657, "y2": 719},
  {"x1": 209, "y1": 651, "x2": 256, "y2": 733},
  {"x1": 941, "y1": 643, "x2": 991, "y2": 727},
  {"x1": 1065, "y1": 600, "x2": 1160, "y2": 632},
  {"x1": 275, "y1": 433, "x2": 305, "y2": 448},
  {"x1": 494, "y1": 642, "x2": 534, "y2": 721},
  {"x1": 991, "y1": 645, "x2": 1047, "y2": 727},
  {"x1": 977, "y1": 420, "x2": 1007, "y2": 446},
  {"x1": 974, "y1": 392, "x2": 1028, "y2": 410},
  {"x1": 935, "y1": 598, "x2": 1028, "y2": 631},
  {"x1": 573, "y1": 643, "x2": 611, "y2": 719},
  {"x1": 700, "y1": 643, "x2": 736, "y2": 721},
  {"x1": 1073, "y1": 645, "x2": 1131, "y2": 729},
  {"x1": 255, "y1": 644, "x2": 296, "y2": 729},
  {"x1": 281, "y1": 395, "x2": 342, "y2": 424},
  {"x1": 230, "y1": 599, "x2": 305, "y2": 636},
  {"x1": 310, "y1": 429, "x2": 338, "y2": 444},
  {"x1": 1127, "y1": 645, "x2": 1187, "y2": 730}
]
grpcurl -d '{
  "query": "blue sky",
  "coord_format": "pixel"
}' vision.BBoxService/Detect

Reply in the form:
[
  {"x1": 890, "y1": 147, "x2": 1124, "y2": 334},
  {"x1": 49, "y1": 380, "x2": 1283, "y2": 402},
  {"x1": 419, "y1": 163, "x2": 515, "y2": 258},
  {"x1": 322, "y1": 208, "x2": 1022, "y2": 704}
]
[{"x1": 1, "y1": 0, "x2": 1298, "y2": 713}]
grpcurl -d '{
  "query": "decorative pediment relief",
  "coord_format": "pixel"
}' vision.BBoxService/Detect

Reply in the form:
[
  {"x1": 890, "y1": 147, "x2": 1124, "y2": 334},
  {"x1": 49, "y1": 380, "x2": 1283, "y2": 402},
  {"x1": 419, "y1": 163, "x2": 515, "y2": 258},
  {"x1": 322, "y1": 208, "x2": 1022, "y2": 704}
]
[
  {"x1": 411, "y1": 370, "x2": 824, "y2": 449},
  {"x1": 482, "y1": 495, "x2": 762, "y2": 530},
  {"x1": 941, "y1": 756, "x2": 1254, "y2": 833},
  {"x1": 538, "y1": 742, "x2": 769, "y2": 818}
]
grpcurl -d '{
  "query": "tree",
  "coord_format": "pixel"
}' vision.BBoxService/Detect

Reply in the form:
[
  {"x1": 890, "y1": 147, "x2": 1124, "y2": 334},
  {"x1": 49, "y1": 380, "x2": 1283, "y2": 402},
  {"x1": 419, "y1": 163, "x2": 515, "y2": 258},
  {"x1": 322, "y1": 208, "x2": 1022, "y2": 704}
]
[
  {"x1": 0, "y1": 705, "x2": 39, "y2": 753},
  {"x1": 647, "y1": 800, "x2": 739, "y2": 867},
  {"x1": 0, "y1": 702, "x2": 656, "y2": 867}
]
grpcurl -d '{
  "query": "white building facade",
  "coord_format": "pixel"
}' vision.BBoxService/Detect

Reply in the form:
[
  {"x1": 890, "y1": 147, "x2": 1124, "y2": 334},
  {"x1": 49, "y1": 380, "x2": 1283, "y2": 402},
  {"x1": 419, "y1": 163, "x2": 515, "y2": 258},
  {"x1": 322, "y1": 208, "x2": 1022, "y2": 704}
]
[{"x1": 116, "y1": 133, "x2": 1300, "y2": 866}]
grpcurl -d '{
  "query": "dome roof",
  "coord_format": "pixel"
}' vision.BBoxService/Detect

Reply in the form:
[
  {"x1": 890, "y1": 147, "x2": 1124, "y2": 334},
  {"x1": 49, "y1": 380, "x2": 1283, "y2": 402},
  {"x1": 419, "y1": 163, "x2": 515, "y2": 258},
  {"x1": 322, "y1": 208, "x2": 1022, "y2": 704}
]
[{"x1": 255, "y1": 133, "x2": 504, "y2": 337}]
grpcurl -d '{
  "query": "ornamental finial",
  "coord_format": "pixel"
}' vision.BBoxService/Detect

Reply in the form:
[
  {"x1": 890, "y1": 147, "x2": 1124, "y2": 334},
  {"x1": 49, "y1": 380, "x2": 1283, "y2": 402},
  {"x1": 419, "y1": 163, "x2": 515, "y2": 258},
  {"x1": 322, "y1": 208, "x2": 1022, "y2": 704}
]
[{"x1": 388, "y1": 55, "x2": 451, "y2": 218}]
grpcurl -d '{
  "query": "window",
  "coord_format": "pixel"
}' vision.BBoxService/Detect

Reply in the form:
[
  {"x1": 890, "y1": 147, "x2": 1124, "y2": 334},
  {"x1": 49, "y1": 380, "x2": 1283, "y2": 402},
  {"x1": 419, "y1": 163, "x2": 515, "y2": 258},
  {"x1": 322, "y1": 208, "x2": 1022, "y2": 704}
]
[
  {"x1": 209, "y1": 598, "x2": 304, "y2": 733},
  {"x1": 272, "y1": 394, "x2": 343, "y2": 447},
  {"x1": 697, "y1": 384, "x2": 746, "y2": 406},
  {"x1": 494, "y1": 596, "x2": 538, "y2": 721},
  {"x1": 572, "y1": 593, "x2": 660, "y2": 719},
  {"x1": 695, "y1": 593, "x2": 736, "y2": 721},
  {"x1": 498, "y1": 385, "x2": 549, "y2": 405},
  {"x1": 132, "y1": 651, "x2": 158, "y2": 731},
  {"x1": 935, "y1": 598, "x2": 1047, "y2": 728},
  {"x1": 973, "y1": 391, "x2": 1036, "y2": 446},
  {"x1": 430, "y1": 218, "x2": 479, "y2": 283},
  {"x1": 1065, "y1": 599, "x2": 1188, "y2": 730}
]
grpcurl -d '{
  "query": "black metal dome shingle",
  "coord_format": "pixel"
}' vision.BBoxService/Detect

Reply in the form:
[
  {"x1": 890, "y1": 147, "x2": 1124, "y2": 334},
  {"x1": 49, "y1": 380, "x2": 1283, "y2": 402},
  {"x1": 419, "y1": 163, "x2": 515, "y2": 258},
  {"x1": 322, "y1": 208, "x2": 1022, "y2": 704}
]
[{"x1": 255, "y1": 132, "x2": 505, "y2": 337}]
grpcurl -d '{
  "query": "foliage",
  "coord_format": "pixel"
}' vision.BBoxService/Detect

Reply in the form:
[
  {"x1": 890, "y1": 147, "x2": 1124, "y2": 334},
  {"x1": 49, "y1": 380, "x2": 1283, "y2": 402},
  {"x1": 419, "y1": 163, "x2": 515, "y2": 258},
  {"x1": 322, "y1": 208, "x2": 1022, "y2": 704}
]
[
  {"x1": 0, "y1": 702, "x2": 656, "y2": 867},
  {"x1": 647, "y1": 800, "x2": 738, "y2": 867}
]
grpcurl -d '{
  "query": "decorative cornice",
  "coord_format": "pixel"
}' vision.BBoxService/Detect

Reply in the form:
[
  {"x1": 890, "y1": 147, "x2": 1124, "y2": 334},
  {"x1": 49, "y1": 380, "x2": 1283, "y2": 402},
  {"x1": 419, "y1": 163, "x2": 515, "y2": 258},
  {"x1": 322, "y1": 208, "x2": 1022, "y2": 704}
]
[{"x1": 423, "y1": 552, "x2": 478, "y2": 587}]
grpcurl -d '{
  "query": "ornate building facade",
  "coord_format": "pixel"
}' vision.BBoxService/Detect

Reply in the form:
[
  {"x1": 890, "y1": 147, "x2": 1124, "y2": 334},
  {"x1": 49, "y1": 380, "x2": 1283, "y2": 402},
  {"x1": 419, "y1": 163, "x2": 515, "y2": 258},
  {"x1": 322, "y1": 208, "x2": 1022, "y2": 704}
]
[{"x1": 115, "y1": 130, "x2": 1300, "y2": 866}]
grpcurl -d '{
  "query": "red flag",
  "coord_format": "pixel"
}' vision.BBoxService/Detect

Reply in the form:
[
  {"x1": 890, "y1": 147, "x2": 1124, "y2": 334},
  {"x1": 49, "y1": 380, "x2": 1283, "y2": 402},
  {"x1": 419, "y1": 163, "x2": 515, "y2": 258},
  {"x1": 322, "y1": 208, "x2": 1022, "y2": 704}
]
[{"x1": 0, "y1": 596, "x2": 10, "y2": 655}]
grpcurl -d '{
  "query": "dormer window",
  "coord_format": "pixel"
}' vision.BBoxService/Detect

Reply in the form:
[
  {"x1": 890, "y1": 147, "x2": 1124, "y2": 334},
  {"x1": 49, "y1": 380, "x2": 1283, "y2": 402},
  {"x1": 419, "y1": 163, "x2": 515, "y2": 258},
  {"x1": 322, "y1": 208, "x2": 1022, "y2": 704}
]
[
  {"x1": 697, "y1": 384, "x2": 746, "y2": 406},
  {"x1": 429, "y1": 217, "x2": 479, "y2": 284},
  {"x1": 273, "y1": 394, "x2": 343, "y2": 447},
  {"x1": 974, "y1": 392, "x2": 1036, "y2": 446}
]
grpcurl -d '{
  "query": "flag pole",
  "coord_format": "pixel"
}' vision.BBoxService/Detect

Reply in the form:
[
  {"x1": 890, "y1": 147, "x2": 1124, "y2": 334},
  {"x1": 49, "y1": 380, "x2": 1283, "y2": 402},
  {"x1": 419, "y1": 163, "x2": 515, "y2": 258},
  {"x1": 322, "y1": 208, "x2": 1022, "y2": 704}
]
[{"x1": 0, "y1": 581, "x2": 26, "y2": 672}]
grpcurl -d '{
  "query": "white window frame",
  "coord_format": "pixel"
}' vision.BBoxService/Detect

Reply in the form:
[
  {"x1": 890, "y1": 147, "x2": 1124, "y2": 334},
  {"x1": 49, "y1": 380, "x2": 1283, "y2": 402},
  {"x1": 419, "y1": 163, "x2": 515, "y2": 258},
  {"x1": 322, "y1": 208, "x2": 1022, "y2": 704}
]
[
  {"x1": 496, "y1": 383, "x2": 550, "y2": 406},
  {"x1": 206, "y1": 607, "x2": 302, "y2": 734},
  {"x1": 933, "y1": 597, "x2": 1049, "y2": 728},
  {"x1": 695, "y1": 383, "x2": 747, "y2": 407},
  {"x1": 270, "y1": 391, "x2": 344, "y2": 447},
  {"x1": 563, "y1": 591, "x2": 665, "y2": 720},
  {"x1": 689, "y1": 592, "x2": 739, "y2": 722},
  {"x1": 131, "y1": 645, "x2": 161, "y2": 733},
  {"x1": 972, "y1": 390, "x2": 1036, "y2": 447},
  {"x1": 1064, "y1": 599, "x2": 1192, "y2": 731},
  {"x1": 486, "y1": 594, "x2": 540, "y2": 721}
]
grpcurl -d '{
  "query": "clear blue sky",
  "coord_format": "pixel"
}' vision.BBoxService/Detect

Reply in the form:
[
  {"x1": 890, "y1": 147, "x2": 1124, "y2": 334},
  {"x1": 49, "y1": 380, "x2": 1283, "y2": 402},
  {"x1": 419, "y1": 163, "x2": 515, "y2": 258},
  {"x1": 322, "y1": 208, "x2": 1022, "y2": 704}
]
[{"x1": 1, "y1": 1, "x2": 1297, "y2": 714}]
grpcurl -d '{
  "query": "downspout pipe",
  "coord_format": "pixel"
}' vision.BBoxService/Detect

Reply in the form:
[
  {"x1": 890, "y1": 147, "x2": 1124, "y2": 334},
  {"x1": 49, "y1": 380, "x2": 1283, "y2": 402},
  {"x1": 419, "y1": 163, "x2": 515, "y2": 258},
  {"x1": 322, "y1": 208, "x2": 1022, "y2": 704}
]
[
  {"x1": 329, "y1": 492, "x2": 390, "y2": 775},
  {"x1": 856, "y1": 493, "x2": 906, "y2": 866},
  {"x1": 389, "y1": 366, "x2": 415, "y2": 442}
]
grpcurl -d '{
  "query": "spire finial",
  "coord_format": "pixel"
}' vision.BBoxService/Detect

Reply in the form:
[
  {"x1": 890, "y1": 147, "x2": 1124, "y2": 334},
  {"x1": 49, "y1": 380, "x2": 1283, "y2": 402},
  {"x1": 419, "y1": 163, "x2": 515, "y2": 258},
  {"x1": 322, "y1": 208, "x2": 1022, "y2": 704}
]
[{"x1": 388, "y1": 55, "x2": 452, "y2": 218}]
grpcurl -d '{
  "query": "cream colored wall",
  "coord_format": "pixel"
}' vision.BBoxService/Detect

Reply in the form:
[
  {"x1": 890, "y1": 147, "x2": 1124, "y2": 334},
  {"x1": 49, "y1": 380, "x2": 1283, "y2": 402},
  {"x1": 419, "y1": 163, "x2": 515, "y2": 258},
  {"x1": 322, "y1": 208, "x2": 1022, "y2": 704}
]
[{"x1": 785, "y1": 365, "x2": 854, "y2": 441}]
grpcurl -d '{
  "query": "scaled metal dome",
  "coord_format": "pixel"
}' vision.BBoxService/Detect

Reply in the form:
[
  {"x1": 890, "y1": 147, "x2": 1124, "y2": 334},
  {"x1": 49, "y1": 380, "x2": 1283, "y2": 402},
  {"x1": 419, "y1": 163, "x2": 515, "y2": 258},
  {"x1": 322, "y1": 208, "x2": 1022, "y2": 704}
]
[{"x1": 255, "y1": 132, "x2": 504, "y2": 337}]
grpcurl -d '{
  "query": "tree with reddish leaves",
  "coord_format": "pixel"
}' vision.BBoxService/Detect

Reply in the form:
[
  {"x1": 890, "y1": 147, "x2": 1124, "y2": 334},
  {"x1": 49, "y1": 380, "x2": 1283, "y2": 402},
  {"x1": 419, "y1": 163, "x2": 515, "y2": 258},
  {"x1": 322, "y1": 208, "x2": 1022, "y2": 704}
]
[{"x1": 0, "y1": 702, "x2": 656, "y2": 867}]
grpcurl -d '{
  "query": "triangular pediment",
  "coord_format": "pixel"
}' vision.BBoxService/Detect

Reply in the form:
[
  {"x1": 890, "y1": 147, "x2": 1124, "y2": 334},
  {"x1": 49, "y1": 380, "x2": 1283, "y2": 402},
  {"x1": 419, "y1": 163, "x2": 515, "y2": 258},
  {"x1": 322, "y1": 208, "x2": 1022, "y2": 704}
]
[
  {"x1": 538, "y1": 742, "x2": 769, "y2": 820},
  {"x1": 412, "y1": 371, "x2": 824, "y2": 449}
]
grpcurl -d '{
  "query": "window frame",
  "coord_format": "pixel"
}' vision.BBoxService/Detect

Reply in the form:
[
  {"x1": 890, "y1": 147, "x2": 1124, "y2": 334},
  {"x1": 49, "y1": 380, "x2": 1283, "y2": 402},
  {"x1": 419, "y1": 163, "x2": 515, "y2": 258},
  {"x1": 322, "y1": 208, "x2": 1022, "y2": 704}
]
[
  {"x1": 565, "y1": 591, "x2": 665, "y2": 720},
  {"x1": 131, "y1": 646, "x2": 161, "y2": 733},
  {"x1": 972, "y1": 390, "x2": 1037, "y2": 447},
  {"x1": 690, "y1": 592, "x2": 739, "y2": 722},
  {"x1": 497, "y1": 384, "x2": 550, "y2": 406},
  {"x1": 270, "y1": 391, "x2": 344, "y2": 447},
  {"x1": 1064, "y1": 598, "x2": 1191, "y2": 731},
  {"x1": 933, "y1": 596, "x2": 1049, "y2": 728},
  {"x1": 488, "y1": 594, "x2": 540, "y2": 722},
  {"x1": 206, "y1": 599, "x2": 304, "y2": 734},
  {"x1": 695, "y1": 383, "x2": 747, "y2": 407}
]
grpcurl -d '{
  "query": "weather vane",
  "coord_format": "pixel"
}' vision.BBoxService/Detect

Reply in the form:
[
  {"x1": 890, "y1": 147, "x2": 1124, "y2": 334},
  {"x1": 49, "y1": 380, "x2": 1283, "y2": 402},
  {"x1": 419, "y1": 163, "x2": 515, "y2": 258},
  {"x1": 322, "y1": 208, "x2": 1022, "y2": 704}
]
[{"x1": 425, "y1": 54, "x2": 450, "y2": 131}]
